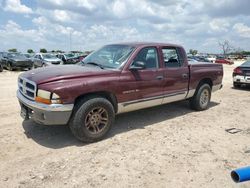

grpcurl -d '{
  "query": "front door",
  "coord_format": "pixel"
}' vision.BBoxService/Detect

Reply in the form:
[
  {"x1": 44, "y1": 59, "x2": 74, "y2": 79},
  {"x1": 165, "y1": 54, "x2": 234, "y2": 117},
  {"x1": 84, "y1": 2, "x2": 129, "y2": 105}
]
[{"x1": 118, "y1": 47, "x2": 164, "y2": 113}]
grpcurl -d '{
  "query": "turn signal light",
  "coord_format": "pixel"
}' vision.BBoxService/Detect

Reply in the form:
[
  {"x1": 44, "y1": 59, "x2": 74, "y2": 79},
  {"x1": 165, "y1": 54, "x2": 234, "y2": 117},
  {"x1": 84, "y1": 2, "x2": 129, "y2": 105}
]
[
  {"x1": 233, "y1": 67, "x2": 243, "y2": 74},
  {"x1": 35, "y1": 96, "x2": 51, "y2": 104}
]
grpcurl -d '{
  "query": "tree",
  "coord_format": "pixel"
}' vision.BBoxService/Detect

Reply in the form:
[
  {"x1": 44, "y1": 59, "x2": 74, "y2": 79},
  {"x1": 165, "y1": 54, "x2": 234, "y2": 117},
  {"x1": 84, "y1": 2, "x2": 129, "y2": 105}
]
[
  {"x1": 218, "y1": 40, "x2": 232, "y2": 56},
  {"x1": 189, "y1": 49, "x2": 198, "y2": 56},
  {"x1": 8, "y1": 48, "x2": 17, "y2": 52},
  {"x1": 40, "y1": 48, "x2": 47, "y2": 53},
  {"x1": 56, "y1": 50, "x2": 64, "y2": 53},
  {"x1": 27, "y1": 49, "x2": 34, "y2": 53}
]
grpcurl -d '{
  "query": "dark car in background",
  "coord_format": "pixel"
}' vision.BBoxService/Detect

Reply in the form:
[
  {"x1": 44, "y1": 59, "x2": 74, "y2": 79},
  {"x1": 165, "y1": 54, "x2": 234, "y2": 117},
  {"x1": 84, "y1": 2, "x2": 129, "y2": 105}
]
[
  {"x1": 233, "y1": 61, "x2": 250, "y2": 88},
  {"x1": 1, "y1": 53, "x2": 33, "y2": 71},
  {"x1": 32, "y1": 53, "x2": 63, "y2": 68},
  {"x1": 57, "y1": 53, "x2": 79, "y2": 64}
]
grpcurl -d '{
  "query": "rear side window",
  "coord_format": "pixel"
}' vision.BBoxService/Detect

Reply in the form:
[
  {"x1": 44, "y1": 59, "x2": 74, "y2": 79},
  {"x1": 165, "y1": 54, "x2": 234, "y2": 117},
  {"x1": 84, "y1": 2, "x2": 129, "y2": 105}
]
[{"x1": 162, "y1": 48, "x2": 182, "y2": 68}]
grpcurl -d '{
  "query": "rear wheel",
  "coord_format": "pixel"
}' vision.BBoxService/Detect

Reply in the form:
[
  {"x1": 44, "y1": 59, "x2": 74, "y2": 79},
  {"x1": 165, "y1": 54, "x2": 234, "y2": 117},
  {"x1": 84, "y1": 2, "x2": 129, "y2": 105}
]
[
  {"x1": 69, "y1": 97, "x2": 115, "y2": 142},
  {"x1": 32, "y1": 63, "x2": 36, "y2": 69},
  {"x1": 189, "y1": 84, "x2": 211, "y2": 111}
]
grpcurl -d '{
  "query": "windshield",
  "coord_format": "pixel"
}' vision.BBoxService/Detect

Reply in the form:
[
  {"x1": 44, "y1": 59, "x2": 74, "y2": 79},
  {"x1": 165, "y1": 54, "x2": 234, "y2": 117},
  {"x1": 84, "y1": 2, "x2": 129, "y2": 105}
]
[
  {"x1": 43, "y1": 54, "x2": 57, "y2": 59},
  {"x1": 24, "y1": 54, "x2": 32, "y2": 58},
  {"x1": 81, "y1": 44, "x2": 135, "y2": 69},
  {"x1": 7, "y1": 53, "x2": 19, "y2": 58},
  {"x1": 242, "y1": 61, "x2": 250, "y2": 67}
]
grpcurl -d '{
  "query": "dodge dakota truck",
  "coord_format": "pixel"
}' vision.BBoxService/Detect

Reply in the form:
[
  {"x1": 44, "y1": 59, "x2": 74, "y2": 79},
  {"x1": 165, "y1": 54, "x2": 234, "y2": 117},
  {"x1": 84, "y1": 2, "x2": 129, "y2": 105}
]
[{"x1": 17, "y1": 42, "x2": 223, "y2": 142}]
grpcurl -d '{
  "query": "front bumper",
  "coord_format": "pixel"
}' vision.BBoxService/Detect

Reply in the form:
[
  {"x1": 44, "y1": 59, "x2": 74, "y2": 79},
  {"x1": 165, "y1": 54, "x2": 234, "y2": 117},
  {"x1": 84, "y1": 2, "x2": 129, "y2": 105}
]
[
  {"x1": 233, "y1": 75, "x2": 250, "y2": 84},
  {"x1": 17, "y1": 90, "x2": 74, "y2": 125},
  {"x1": 13, "y1": 62, "x2": 33, "y2": 68}
]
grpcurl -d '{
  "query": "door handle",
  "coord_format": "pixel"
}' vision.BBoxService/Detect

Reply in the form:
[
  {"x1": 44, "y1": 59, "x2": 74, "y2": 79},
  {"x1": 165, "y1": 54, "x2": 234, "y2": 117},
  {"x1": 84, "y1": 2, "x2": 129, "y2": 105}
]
[
  {"x1": 182, "y1": 73, "x2": 188, "y2": 79},
  {"x1": 156, "y1": 76, "x2": 164, "y2": 80}
]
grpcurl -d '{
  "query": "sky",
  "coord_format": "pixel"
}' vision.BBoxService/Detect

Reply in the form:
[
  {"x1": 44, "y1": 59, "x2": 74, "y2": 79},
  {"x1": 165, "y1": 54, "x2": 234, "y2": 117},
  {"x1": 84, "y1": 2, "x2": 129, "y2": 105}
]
[{"x1": 0, "y1": 0, "x2": 250, "y2": 53}]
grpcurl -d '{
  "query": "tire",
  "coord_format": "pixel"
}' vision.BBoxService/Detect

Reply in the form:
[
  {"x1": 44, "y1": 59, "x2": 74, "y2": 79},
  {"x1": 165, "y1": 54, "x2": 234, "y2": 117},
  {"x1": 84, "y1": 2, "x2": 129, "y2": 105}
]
[
  {"x1": 69, "y1": 97, "x2": 115, "y2": 142},
  {"x1": 7, "y1": 62, "x2": 13, "y2": 71},
  {"x1": 32, "y1": 64, "x2": 36, "y2": 69},
  {"x1": 189, "y1": 84, "x2": 211, "y2": 111},
  {"x1": 233, "y1": 82, "x2": 241, "y2": 88}
]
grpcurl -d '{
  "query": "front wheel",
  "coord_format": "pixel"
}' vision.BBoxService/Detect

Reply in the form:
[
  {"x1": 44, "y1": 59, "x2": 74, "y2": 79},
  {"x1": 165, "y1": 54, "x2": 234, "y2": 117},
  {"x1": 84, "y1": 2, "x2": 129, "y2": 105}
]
[
  {"x1": 69, "y1": 97, "x2": 115, "y2": 142},
  {"x1": 189, "y1": 84, "x2": 211, "y2": 111},
  {"x1": 233, "y1": 82, "x2": 241, "y2": 88}
]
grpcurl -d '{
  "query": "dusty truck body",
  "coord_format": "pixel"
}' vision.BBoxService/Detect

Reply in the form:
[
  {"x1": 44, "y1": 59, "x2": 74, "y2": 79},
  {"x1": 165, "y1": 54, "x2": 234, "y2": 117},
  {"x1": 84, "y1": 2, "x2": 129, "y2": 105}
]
[{"x1": 17, "y1": 42, "x2": 223, "y2": 142}]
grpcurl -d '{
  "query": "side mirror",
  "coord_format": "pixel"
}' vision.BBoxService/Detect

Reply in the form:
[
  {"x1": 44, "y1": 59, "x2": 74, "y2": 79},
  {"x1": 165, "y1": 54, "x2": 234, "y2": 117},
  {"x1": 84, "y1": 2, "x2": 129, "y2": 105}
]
[{"x1": 129, "y1": 61, "x2": 146, "y2": 70}]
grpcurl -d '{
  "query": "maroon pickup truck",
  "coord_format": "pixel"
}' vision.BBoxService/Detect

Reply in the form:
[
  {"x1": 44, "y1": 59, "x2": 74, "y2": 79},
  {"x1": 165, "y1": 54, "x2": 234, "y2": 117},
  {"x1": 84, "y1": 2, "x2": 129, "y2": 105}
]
[{"x1": 17, "y1": 42, "x2": 223, "y2": 142}]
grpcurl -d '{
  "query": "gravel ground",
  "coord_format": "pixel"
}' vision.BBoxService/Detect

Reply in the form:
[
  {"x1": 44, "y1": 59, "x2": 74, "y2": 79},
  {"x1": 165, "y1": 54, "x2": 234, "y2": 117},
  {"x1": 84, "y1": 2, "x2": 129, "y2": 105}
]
[{"x1": 0, "y1": 61, "x2": 250, "y2": 188}]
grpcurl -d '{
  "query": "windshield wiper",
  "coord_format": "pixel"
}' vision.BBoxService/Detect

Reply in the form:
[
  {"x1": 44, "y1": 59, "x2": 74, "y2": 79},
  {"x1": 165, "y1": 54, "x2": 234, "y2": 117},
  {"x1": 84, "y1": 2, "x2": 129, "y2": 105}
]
[{"x1": 85, "y1": 62, "x2": 104, "y2": 69}]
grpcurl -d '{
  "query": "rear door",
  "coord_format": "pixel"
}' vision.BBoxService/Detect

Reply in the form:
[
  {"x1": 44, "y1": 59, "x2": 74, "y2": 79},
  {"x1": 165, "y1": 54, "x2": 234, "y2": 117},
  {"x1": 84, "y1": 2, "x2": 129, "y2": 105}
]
[{"x1": 160, "y1": 47, "x2": 189, "y2": 103}]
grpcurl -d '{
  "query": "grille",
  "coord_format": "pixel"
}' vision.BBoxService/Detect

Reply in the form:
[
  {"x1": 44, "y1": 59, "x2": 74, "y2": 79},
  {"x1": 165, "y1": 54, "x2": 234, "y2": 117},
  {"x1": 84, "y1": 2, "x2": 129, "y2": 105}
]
[
  {"x1": 18, "y1": 77, "x2": 37, "y2": 100},
  {"x1": 51, "y1": 61, "x2": 61, "y2": 65},
  {"x1": 243, "y1": 69, "x2": 250, "y2": 76}
]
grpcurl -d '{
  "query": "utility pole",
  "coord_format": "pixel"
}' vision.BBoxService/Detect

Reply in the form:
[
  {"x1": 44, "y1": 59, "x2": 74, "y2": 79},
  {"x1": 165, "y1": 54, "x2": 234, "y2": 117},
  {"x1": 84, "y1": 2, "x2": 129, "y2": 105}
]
[{"x1": 69, "y1": 31, "x2": 72, "y2": 52}]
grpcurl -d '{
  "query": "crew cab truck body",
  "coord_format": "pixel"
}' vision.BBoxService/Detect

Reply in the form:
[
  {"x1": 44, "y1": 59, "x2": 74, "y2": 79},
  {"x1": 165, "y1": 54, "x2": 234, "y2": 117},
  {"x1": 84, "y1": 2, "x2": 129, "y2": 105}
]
[{"x1": 17, "y1": 42, "x2": 223, "y2": 142}]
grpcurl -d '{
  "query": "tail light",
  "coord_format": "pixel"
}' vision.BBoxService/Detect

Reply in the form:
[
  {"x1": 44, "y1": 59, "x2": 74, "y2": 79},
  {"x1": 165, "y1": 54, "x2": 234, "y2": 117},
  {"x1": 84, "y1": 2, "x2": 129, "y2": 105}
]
[{"x1": 233, "y1": 67, "x2": 243, "y2": 74}]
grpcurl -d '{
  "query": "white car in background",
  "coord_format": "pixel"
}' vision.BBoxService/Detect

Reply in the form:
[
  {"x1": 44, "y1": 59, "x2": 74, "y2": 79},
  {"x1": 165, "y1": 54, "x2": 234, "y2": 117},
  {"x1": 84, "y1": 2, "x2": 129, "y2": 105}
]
[
  {"x1": 32, "y1": 53, "x2": 63, "y2": 68},
  {"x1": 207, "y1": 55, "x2": 216, "y2": 63}
]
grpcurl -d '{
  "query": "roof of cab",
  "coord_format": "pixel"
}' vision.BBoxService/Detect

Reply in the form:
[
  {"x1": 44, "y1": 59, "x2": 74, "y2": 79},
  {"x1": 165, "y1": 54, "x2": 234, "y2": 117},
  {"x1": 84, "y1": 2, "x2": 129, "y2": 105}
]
[{"x1": 106, "y1": 42, "x2": 183, "y2": 48}]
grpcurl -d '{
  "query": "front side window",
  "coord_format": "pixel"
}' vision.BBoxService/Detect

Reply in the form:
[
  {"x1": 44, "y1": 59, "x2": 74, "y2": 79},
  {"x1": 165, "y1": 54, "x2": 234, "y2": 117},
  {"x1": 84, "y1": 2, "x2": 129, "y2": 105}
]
[
  {"x1": 133, "y1": 47, "x2": 158, "y2": 69},
  {"x1": 162, "y1": 48, "x2": 180, "y2": 68}
]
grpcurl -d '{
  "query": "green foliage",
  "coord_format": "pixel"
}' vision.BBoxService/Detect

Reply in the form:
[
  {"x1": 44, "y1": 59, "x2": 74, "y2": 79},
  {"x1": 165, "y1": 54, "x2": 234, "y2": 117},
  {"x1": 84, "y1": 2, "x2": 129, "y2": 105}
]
[
  {"x1": 40, "y1": 48, "x2": 47, "y2": 53},
  {"x1": 27, "y1": 49, "x2": 34, "y2": 53},
  {"x1": 56, "y1": 50, "x2": 64, "y2": 53},
  {"x1": 189, "y1": 49, "x2": 198, "y2": 56}
]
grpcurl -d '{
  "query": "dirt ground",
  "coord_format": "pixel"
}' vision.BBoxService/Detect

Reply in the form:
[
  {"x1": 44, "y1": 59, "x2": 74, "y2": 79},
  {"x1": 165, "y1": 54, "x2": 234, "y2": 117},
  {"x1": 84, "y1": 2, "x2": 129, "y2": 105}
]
[{"x1": 0, "y1": 61, "x2": 250, "y2": 188}]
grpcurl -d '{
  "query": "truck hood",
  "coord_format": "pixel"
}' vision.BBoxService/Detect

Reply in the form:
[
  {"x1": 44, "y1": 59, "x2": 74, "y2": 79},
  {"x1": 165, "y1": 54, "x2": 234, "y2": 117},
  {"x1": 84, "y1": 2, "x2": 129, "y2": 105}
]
[
  {"x1": 20, "y1": 65, "x2": 117, "y2": 85},
  {"x1": 10, "y1": 57, "x2": 30, "y2": 62}
]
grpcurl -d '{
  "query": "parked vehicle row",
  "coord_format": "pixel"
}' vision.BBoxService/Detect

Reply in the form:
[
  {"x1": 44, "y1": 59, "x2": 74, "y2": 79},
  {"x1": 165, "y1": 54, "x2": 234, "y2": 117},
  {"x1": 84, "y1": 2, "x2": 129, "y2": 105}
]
[
  {"x1": 0, "y1": 52, "x2": 88, "y2": 71},
  {"x1": 215, "y1": 56, "x2": 234, "y2": 65},
  {"x1": 188, "y1": 55, "x2": 234, "y2": 65}
]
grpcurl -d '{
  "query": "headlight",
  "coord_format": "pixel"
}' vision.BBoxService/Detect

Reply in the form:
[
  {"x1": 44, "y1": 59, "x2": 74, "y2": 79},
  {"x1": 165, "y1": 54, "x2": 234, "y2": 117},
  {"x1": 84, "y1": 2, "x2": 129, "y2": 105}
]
[
  {"x1": 37, "y1": 89, "x2": 51, "y2": 99},
  {"x1": 35, "y1": 89, "x2": 61, "y2": 104}
]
